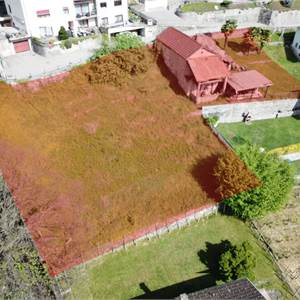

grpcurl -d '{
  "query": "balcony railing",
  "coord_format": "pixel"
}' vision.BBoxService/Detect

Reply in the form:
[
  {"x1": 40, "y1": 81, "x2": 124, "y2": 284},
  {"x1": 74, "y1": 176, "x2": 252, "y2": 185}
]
[
  {"x1": 76, "y1": 10, "x2": 97, "y2": 19},
  {"x1": 100, "y1": 21, "x2": 125, "y2": 29}
]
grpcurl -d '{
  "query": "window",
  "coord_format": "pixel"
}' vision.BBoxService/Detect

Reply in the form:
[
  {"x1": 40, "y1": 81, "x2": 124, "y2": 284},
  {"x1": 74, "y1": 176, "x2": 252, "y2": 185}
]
[
  {"x1": 39, "y1": 26, "x2": 53, "y2": 37},
  {"x1": 115, "y1": 14, "x2": 123, "y2": 23},
  {"x1": 37, "y1": 10, "x2": 50, "y2": 17},
  {"x1": 114, "y1": 0, "x2": 122, "y2": 6},
  {"x1": 63, "y1": 7, "x2": 69, "y2": 14},
  {"x1": 100, "y1": 2, "x2": 107, "y2": 8},
  {"x1": 101, "y1": 17, "x2": 108, "y2": 25},
  {"x1": 75, "y1": 4, "x2": 89, "y2": 18},
  {"x1": 8, "y1": 4, "x2": 11, "y2": 13}
]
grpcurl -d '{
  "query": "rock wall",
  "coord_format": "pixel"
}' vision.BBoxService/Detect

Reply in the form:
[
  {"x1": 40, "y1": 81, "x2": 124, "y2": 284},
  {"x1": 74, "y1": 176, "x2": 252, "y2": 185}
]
[{"x1": 202, "y1": 99, "x2": 300, "y2": 123}]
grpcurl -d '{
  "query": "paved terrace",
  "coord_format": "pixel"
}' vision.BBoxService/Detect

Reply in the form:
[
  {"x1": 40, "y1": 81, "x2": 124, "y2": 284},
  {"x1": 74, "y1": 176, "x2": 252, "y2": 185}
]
[{"x1": 0, "y1": 39, "x2": 100, "y2": 81}]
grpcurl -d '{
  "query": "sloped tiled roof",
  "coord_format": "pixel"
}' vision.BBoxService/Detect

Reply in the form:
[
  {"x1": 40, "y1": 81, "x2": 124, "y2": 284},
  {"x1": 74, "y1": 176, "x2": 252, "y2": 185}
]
[
  {"x1": 176, "y1": 278, "x2": 265, "y2": 300},
  {"x1": 228, "y1": 70, "x2": 273, "y2": 92},
  {"x1": 157, "y1": 27, "x2": 202, "y2": 59},
  {"x1": 188, "y1": 56, "x2": 229, "y2": 82}
]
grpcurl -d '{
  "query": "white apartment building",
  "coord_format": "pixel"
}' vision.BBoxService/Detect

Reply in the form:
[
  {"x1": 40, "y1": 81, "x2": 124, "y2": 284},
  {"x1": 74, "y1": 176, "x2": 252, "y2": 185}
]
[{"x1": 3, "y1": 0, "x2": 129, "y2": 38}]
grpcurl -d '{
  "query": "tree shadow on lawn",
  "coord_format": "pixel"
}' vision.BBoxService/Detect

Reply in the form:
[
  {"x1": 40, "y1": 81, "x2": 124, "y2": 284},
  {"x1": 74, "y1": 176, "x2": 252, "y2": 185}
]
[
  {"x1": 134, "y1": 240, "x2": 230, "y2": 299},
  {"x1": 190, "y1": 154, "x2": 222, "y2": 203}
]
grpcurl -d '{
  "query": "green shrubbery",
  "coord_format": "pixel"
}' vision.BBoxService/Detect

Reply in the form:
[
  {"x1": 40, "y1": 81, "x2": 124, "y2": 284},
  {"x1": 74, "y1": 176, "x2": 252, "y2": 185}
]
[
  {"x1": 222, "y1": 144, "x2": 294, "y2": 219},
  {"x1": 58, "y1": 26, "x2": 69, "y2": 41},
  {"x1": 91, "y1": 32, "x2": 145, "y2": 60},
  {"x1": 219, "y1": 241, "x2": 256, "y2": 281}
]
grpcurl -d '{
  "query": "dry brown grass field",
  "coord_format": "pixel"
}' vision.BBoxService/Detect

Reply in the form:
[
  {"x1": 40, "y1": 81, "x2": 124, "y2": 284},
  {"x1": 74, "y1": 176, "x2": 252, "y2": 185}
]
[{"x1": 0, "y1": 49, "x2": 235, "y2": 275}]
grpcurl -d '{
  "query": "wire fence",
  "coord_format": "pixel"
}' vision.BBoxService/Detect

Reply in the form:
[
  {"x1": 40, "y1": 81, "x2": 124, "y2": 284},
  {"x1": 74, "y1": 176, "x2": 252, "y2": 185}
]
[
  {"x1": 249, "y1": 221, "x2": 300, "y2": 299},
  {"x1": 53, "y1": 204, "x2": 219, "y2": 298}
]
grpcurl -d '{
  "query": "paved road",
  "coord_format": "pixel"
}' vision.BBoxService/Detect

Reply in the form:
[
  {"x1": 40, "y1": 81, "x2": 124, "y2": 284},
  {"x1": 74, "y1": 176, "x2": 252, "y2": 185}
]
[{"x1": 2, "y1": 39, "x2": 100, "y2": 81}]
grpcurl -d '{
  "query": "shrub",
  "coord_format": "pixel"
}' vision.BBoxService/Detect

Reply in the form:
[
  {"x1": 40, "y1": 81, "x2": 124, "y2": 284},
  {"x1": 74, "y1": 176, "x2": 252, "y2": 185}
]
[
  {"x1": 219, "y1": 241, "x2": 256, "y2": 281},
  {"x1": 114, "y1": 32, "x2": 145, "y2": 51},
  {"x1": 61, "y1": 39, "x2": 72, "y2": 49},
  {"x1": 87, "y1": 47, "x2": 152, "y2": 86},
  {"x1": 204, "y1": 115, "x2": 219, "y2": 127},
  {"x1": 58, "y1": 26, "x2": 68, "y2": 41},
  {"x1": 91, "y1": 33, "x2": 144, "y2": 60},
  {"x1": 224, "y1": 144, "x2": 294, "y2": 219},
  {"x1": 269, "y1": 143, "x2": 300, "y2": 155},
  {"x1": 214, "y1": 149, "x2": 260, "y2": 200},
  {"x1": 220, "y1": 0, "x2": 232, "y2": 8}
]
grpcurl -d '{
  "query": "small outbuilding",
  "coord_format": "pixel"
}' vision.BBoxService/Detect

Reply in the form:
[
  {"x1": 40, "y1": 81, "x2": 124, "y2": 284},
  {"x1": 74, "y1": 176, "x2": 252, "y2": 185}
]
[{"x1": 227, "y1": 70, "x2": 273, "y2": 101}]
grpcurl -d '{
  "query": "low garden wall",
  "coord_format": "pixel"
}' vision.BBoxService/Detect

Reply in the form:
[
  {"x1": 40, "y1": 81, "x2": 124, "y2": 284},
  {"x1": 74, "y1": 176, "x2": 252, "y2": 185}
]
[
  {"x1": 202, "y1": 99, "x2": 300, "y2": 123},
  {"x1": 178, "y1": 7, "x2": 261, "y2": 26},
  {"x1": 32, "y1": 37, "x2": 100, "y2": 57},
  {"x1": 178, "y1": 7, "x2": 300, "y2": 29}
]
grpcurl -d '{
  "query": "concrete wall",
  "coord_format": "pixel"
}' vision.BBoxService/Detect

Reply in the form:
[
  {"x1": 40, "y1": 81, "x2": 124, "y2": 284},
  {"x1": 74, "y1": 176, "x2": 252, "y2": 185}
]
[
  {"x1": 269, "y1": 10, "x2": 300, "y2": 29},
  {"x1": 32, "y1": 37, "x2": 100, "y2": 57},
  {"x1": 202, "y1": 99, "x2": 300, "y2": 123},
  {"x1": 0, "y1": 38, "x2": 14, "y2": 56},
  {"x1": 143, "y1": 0, "x2": 168, "y2": 11},
  {"x1": 178, "y1": 7, "x2": 261, "y2": 27},
  {"x1": 178, "y1": 7, "x2": 300, "y2": 29}
]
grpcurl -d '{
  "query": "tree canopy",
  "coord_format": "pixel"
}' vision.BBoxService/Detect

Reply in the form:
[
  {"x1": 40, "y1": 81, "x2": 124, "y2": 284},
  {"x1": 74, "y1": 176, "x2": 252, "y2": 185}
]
[
  {"x1": 221, "y1": 19, "x2": 237, "y2": 49},
  {"x1": 214, "y1": 149, "x2": 260, "y2": 200},
  {"x1": 222, "y1": 144, "x2": 294, "y2": 219},
  {"x1": 249, "y1": 27, "x2": 271, "y2": 53},
  {"x1": 58, "y1": 26, "x2": 69, "y2": 41},
  {"x1": 219, "y1": 241, "x2": 256, "y2": 281}
]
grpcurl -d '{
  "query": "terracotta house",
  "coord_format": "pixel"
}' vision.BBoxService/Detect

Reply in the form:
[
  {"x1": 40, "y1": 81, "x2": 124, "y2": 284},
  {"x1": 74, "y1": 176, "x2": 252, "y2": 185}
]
[
  {"x1": 156, "y1": 27, "x2": 230, "y2": 104},
  {"x1": 156, "y1": 27, "x2": 272, "y2": 104}
]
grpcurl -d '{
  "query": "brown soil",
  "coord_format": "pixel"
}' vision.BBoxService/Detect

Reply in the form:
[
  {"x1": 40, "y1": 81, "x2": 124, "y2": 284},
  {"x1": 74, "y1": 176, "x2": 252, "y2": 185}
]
[
  {"x1": 223, "y1": 39, "x2": 300, "y2": 99},
  {"x1": 0, "y1": 48, "x2": 246, "y2": 275}
]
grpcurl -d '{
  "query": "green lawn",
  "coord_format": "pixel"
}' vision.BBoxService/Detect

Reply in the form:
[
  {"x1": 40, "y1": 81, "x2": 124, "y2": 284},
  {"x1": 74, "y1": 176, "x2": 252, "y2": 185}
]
[
  {"x1": 66, "y1": 215, "x2": 292, "y2": 300},
  {"x1": 267, "y1": 0, "x2": 300, "y2": 11},
  {"x1": 180, "y1": 2, "x2": 255, "y2": 13},
  {"x1": 217, "y1": 117, "x2": 300, "y2": 151},
  {"x1": 264, "y1": 43, "x2": 300, "y2": 81},
  {"x1": 290, "y1": 160, "x2": 300, "y2": 175}
]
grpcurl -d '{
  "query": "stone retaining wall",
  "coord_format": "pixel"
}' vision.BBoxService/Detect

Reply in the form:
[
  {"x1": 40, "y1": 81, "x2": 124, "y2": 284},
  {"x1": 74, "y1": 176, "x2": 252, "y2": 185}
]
[{"x1": 202, "y1": 99, "x2": 300, "y2": 123}]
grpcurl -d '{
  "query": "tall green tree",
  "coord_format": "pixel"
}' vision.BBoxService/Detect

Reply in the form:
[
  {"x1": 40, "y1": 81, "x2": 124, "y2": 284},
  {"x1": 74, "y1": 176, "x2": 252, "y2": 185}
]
[
  {"x1": 58, "y1": 26, "x2": 69, "y2": 41},
  {"x1": 221, "y1": 19, "x2": 237, "y2": 49},
  {"x1": 249, "y1": 27, "x2": 271, "y2": 54},
  {"x1": 219, "y1": 241, "x2": 256, "y2": 281},
  {"x1": 223, "y1": 144, "x2": 294, "y2": 220}
]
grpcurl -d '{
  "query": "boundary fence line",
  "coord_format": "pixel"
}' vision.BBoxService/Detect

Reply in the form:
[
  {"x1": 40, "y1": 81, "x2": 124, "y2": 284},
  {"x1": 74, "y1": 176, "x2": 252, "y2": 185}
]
[
  {"x1": 54, "y1": 204, "x2": 219, "y2": 296},
  {"x1": 249, "y1": 221, "x2": 300, "y2": 299}
]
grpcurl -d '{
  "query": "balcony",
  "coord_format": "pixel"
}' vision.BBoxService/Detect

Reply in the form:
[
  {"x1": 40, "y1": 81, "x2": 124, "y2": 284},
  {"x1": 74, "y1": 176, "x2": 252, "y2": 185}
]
[
  {"x1": 99, "y1": 21, "x2": 125, "y2": 29},
  {"x1": 75, "y1": 10, "x2": 97, "y2": 19}
]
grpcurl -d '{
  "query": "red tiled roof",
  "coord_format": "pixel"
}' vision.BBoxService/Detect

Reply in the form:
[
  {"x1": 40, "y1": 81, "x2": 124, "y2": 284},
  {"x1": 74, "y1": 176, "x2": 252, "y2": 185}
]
[
  {"x1": 193, "y1": 34, "x2": 233, "y2": 64},
  {"x1": 188, "y1": 56, "x2": 230, "y2": 82},
  {"x1": 228, "y1": 70, "x2": 272, "y2": 92},
  {"x1": 157, "y1": 27, "x2": 201, "y2": 59}
]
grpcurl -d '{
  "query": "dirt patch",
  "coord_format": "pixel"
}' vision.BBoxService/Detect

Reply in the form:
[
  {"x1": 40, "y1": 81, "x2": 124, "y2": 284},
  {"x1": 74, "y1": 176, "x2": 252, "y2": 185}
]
[
  {"x1": 222, "y1": 39, "x2": 300, "y2": 99},
  {"x1": 0, "y1": 49, "x2": 249, "y2": 276}
]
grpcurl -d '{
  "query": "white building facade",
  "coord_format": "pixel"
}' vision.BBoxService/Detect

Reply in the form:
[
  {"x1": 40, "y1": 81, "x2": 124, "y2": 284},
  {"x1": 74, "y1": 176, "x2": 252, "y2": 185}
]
[
  {"x1": 4, "y1": 0, "x2": 129, "y2": 38},
  {"x1": 291, "y1": 28, "x2": 300, "y2": 60}
]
